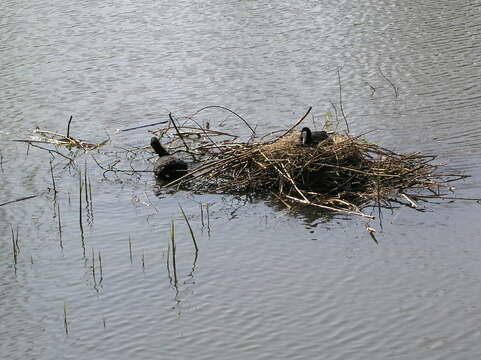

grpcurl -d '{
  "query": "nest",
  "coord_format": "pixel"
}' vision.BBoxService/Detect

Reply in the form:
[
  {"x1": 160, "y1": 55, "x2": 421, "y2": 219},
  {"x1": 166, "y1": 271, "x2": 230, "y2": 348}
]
[{"x1": 156, "y1": 120, "x2": 467, "y2": 219}]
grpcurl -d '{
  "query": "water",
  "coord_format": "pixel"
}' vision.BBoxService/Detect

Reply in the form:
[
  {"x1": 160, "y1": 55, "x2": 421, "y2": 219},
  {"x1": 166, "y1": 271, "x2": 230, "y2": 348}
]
[{"x1": 1, "y1": 0, "x2": 481, "y2": 359}]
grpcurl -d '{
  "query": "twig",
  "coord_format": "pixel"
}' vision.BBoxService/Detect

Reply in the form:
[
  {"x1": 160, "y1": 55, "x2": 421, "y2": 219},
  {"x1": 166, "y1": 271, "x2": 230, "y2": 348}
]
[
  {"x1": 169, "y1": 112, "x2": 191, "y2": 153},
  {"x1": 329, "y1": 101, "x2": 340, "y2": 128},
  {"x1": 286, "y1": 195, "x2": 374, "y2": 219},
  {"x1": 337, "y1": 67, "x2": 350, "y2": 133},
  {"x1": 162, "y1": 151, "x2": 255, "y2": 188},
  {"x1": 378, "y1": 67, "x2": 399, "y2": 98},
  {"x1": 0, "y1": 195, "x2": 38, "y2": 207},
  {"x1": 406, "y1": 194, "x2": 481, "y2": 201},
  {"x1": 28, "y1": 143, "x2": 75, "y2": 162},
  {"x1": 400, "y1": 193, "x2": 418, "y2": 208},
  {"x1": 279, "y1": 107, "x2": 312, "y2": 138},
  {"x1": 66, "y1": 115, "x2": 73, "y2": 138},
  {"x1": 279, "y1": 162, "x2": 309, "y2": 202},
  {"x1": 120, "y1": 120, "x2": 168, "y2": 132},
  {"x1": 190, "y1": 105, "x2": 256, "y2": 135}
]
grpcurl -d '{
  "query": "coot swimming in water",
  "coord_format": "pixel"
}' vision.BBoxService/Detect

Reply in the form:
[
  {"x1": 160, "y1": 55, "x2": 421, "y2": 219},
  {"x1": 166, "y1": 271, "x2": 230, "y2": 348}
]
[
  {"x1": 300, "y1": 127, "x2": 328, "y2": 146},
  {"x1": 150, "y1": 137, "x2": 188, "y2": 181}
]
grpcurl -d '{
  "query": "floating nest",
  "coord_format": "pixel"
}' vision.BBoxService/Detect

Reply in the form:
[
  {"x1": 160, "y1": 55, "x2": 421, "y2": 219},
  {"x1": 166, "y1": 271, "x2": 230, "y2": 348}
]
[{"x1": 154, "y1": 114, "x2": 468, "y2": 219}]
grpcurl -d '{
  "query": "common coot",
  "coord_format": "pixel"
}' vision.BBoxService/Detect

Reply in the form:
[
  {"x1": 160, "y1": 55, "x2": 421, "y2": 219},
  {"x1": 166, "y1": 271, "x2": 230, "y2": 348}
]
[
  {"x1": 150, "y1": 137, "x2": 188, "y2": 181},
  {"x1": 300, "y1": 127, "x2": 328, "y2": 146}
]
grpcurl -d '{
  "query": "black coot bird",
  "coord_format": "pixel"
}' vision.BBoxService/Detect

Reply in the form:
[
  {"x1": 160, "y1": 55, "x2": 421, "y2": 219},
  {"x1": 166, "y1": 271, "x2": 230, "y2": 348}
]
[
  {"x1": 150, "y1": 137, "x2": 188, "y2": 181},
  {"x1": 300, "y1": 127, "x2": 329, "y2": 146}
]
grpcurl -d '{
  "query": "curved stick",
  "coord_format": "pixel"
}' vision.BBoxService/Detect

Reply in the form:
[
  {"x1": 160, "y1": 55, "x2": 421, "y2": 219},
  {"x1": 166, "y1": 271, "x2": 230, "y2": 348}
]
[
  {"x1": 190, "y1": 105, "x2": 256, "y2": 135},
  {"x1": 279, "y1": 106, "x2": 312, "y2": 139}
]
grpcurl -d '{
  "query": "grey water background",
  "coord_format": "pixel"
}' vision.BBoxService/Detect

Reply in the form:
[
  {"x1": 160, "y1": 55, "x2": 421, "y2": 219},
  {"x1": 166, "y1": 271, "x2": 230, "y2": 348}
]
[{"x1": 1, "y1": 0, "x2": 481, "y2": 359}]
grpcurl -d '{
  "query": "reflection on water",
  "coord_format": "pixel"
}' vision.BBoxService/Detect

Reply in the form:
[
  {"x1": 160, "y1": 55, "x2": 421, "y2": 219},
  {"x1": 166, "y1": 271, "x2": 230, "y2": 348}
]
[{"x1": 1, "y1": 0, "x2": 481, "y2": 359}]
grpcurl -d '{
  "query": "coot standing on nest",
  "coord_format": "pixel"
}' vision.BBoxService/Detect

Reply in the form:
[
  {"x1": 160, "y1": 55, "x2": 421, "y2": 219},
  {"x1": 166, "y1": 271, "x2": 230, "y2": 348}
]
[
  {"x1": 150, "y1": 137, "x2": 188, "y2": 181},
  {"x1": 300, "y1": 127, "x2": 329, "y2": 146}
]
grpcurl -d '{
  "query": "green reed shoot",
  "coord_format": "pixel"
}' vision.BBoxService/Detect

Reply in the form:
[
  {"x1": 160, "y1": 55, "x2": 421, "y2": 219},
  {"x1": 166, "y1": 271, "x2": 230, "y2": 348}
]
[
  {"x1": 50, "y1": 160, "x2": 57, "y2": 198},
  {"x1": 84, "y1": 158, "x2": 88, "y2": 205},
  {"x1": 179, "y1": 205, "x2": 198, "y2": 252},
  {"x1": 79, "y1": 170, "x2": 85, "y2": 257},
  {"x1": 170, "y1": 219, "x2": 177, "y2": 285},
  {"x1": 167, "y1": 242, "x2": 172, "y2": 283},
  {"x1": 63, "y1": 302, "x2": 69, "y2": 335},
  {"x1": 92, "y1": 248, "x2": 97, "y2": 286},
  {"x1": 58, "y1": 203, "x2": 63, "y2": 249},
  {"x1": 11, "y1": 225, "x2": 17, "y2": 266},
  {"x1": 129, "y1": 235, "x2": 133, "y2": 264},
  {"x1": 98, "y1": 251, "x2": 103, "y2": 284},
  {"x1": 15, "y1": 224, "x2": 19, "y2": 254},
  {"x1": 88, "y1": 176, "x2": 93, "y2": 217},
  {"x1": 78, "y1": 170, "x2": 83, "y2": 233},
  {"x1": 206, "y1": 203, "x2": 210, "y2": 231}
]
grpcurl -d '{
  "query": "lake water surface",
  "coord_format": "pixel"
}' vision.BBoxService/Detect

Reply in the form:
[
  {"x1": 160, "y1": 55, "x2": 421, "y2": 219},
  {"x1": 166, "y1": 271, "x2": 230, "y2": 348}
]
[{"x1": 2, "y1": 1, "x2": 481, "y2": 359}]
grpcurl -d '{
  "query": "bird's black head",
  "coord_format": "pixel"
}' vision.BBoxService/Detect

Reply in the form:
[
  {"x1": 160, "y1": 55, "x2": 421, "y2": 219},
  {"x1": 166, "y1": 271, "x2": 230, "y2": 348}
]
[
  {"x1": 300, "y1": 127, "x2": 312, "y2": 145},
  {"x1": 151, "y1": 137, "x2": 169, "y2": 157}
]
